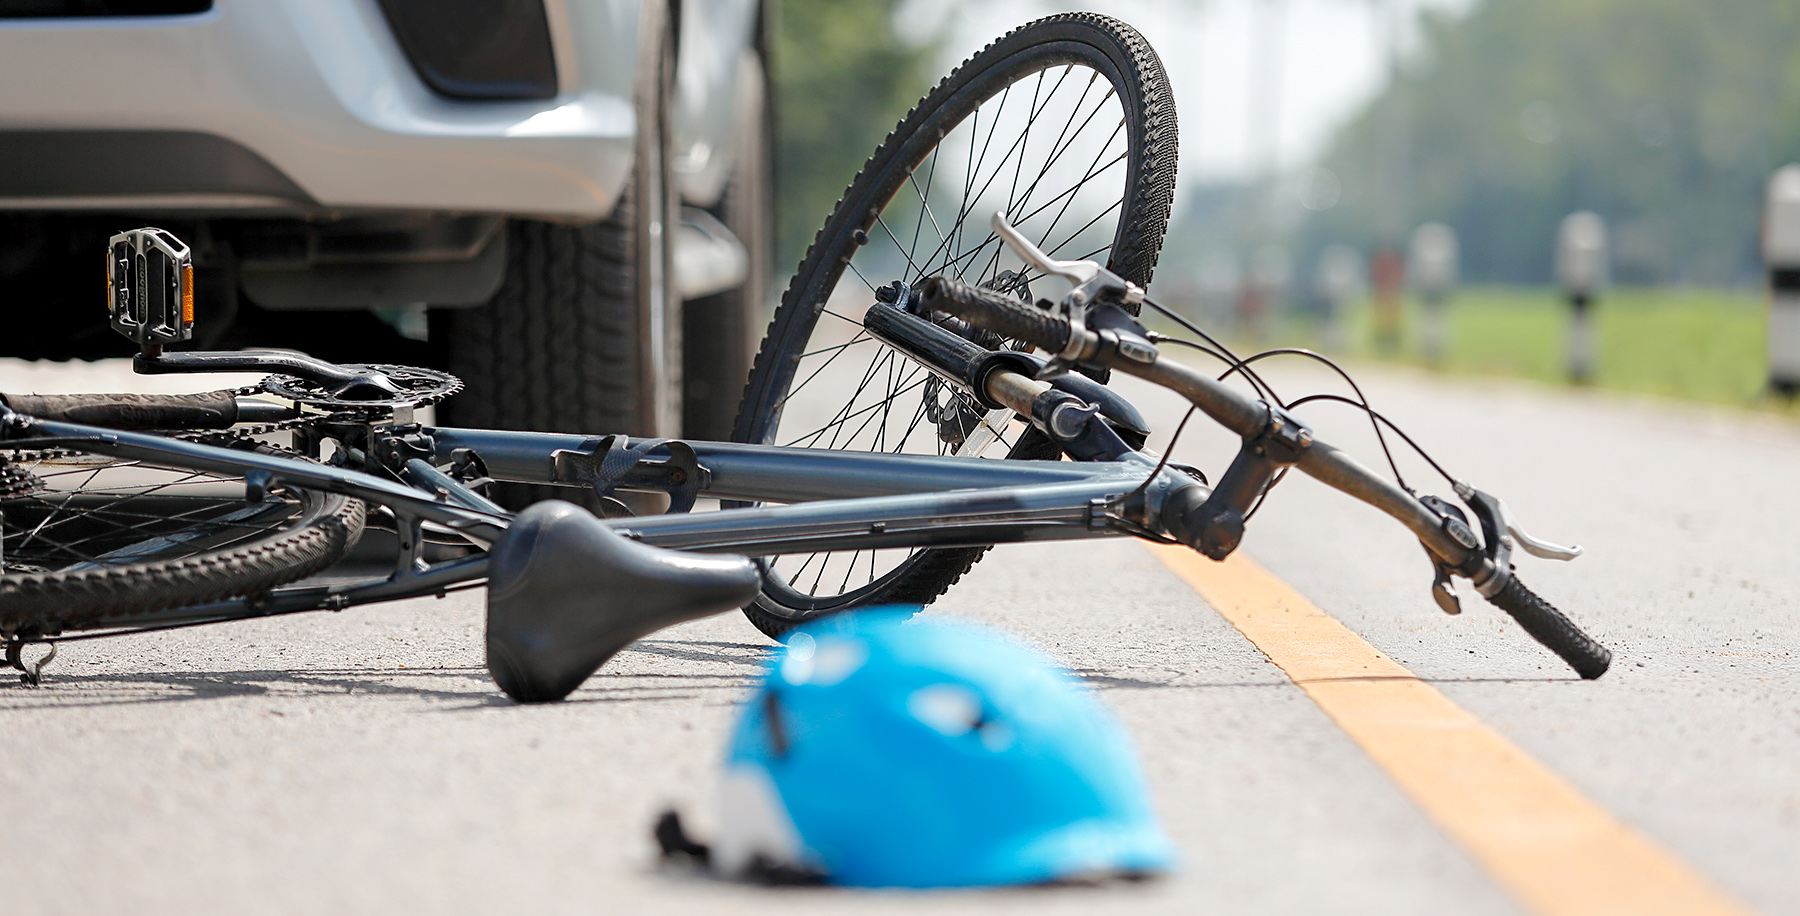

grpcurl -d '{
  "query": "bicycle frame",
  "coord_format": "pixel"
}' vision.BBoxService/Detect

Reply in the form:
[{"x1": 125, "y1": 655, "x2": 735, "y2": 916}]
[
  {"x1": 427, "y1": 429, "x2": 1170, "y2": 550},
  {"x1": 0, "y1": 279, "x2": 1611, "y2": 683},
  {"x1": 0, "y1": 207, "x2": 1612, "y2": 685},
  {"x1": 6, "y1": 414, "x2": 1195, "y2": 633}
]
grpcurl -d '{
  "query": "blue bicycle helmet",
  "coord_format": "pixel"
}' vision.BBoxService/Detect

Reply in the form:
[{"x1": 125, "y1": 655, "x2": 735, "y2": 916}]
[{"x1": 704, "y1": 609, "x2": 1175, "y2": 887}]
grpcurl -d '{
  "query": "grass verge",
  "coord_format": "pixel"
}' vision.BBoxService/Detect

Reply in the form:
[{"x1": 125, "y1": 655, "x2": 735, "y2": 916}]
[{"x1": 1159, "y1": 286, "x2": 1795, "y2": 413}]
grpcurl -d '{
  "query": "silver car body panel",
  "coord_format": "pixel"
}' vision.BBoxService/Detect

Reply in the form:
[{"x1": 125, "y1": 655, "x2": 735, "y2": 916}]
[
  {"x1": 670, "y1": 0, "x2": 758, "y2": 209},
  {"x1": 0, "y1": 0, "x2": 758, "y2": 221}
]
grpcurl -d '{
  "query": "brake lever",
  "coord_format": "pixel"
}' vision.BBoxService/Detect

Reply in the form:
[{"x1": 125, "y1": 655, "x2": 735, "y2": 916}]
[
  {"x1": 1455, "y1": 482, "x2": 1583, "y2": 561},
  {"x1": 990, "y1": 212, "x2": 1153, "y2": 379},
  {"x1": 1506, "y1": 515, "x2": 1583, "y2": 561},
  {"x1": 990, "y1": 212, "x2": 1144, "y2": 312}
]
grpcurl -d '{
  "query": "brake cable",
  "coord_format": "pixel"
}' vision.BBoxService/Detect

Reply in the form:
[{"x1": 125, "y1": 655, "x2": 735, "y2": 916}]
[
  {"x1": 1282, "y1": 393, "x2": 1461, "y2": 488},
  {"x1": 1135, "y1": 320, "x2": 1465, "y2": 511}
]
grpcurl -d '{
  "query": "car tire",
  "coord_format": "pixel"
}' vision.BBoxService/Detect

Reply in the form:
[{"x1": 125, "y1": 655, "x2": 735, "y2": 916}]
[{"x1": 437, "y1": 0, "x2": 680, "y2": 507}]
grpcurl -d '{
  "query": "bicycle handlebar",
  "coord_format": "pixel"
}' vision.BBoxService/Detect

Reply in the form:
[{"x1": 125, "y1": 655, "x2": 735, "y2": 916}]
[
  {"x1": 0, "y1": 391, "x2": 300, "y2": 430},
  {"x1": 0, "y1": 390, "x2": 243, "y2": 430},
  {"x1": 1483, "y1": 575, "x2": 1611, "y2": 678},
  {"x1": 921, "y1": 273, "x2": 1612, "y2": 679},
  {"x1": 1129, "y1": 359, "x2": 1604, "y2": 679},
  {"x1": 919, "y1": 277, "x2": 1073, "y2": 353}
]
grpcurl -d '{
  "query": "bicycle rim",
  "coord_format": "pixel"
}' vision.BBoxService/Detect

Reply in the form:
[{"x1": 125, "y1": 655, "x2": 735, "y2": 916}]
[{"x1": 731, "y1": 13, "x2": 1177, "y2": 633}]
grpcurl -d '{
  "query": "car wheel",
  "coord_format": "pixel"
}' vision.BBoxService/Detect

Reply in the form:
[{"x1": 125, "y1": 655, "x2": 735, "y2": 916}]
[{"x1": 437, "y1": 0, "x2": 680, "y2": 508}]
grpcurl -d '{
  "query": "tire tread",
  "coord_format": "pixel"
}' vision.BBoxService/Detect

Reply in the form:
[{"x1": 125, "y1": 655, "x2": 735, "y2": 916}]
[{"x1": 0, "y1": 452, "x2": 366, "y2": 634}]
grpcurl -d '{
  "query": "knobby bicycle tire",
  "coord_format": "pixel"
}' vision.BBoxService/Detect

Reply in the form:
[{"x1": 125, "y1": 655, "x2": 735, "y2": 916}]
[
  {"x1": 0, "y1": 445, "x2": 366, "y2": 635},
  {"x1": 730, "y1": 13, "x2": 1177, "y2": 638}
]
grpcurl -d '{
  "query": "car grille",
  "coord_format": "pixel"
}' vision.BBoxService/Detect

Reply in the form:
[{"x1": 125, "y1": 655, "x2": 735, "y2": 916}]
[
  {"x1": 374, "y1": 0, "x2": 558, "y2": 101},
  {"x1": 0, "y1": 0, "x2": 210, "y2": 16}
]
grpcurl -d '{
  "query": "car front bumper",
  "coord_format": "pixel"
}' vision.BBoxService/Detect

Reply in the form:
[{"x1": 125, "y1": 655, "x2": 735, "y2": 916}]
[{"x1": 0, "y1": 0, "x2": 641, "y2": 220}]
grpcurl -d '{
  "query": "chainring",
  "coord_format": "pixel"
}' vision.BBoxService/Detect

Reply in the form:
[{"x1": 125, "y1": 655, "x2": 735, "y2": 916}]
[{"x1": 259, "y1": 364, "x2": 462, "y2": 412}]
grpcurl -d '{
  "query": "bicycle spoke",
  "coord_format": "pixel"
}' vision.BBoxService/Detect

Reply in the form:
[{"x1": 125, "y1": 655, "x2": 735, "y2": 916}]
[
  {"x1": 915, "y1": 120, "x2": 1125, "y2": 284},
  {"x1": 1032, "y1": 122, "x2": 1128, "y2": 254},
  {"x1": 781, "y1": 352, "x2": 927, "y2": 448},
  {"x1": 845, "y1": 259, "x2": 878, "y2": 293},
  {"x1": 1040, "y1": 199, "x2": 1126, "y2": 263},
  {"x1": 1004, "y1": 69, "x2": 1051, "y2": 232},
  {"x1": 747, "y1": 38, "x2": 1155, "y2": 607},
  {"x1": 1007, "y1": 79, "x2": 1114, "y2": 228},
  {"x1": 875, "y1": 214, "x2": 933, "y2": 280},
  {"x1": 772, "y1": 325, "x2": 882, "y2": 417},
  {"x1": 910, "y1": 66, "x2": 1078, "y2": 284},
  {"x1": 838, "y1": 550, "x2": 861, "y2": 596},
  {"x1": 784, "y1": 551, "x2": 821, "y2": 588},
  {"x1": 893, "y1": 379, "x2": 939, "y2": 456},
  {"x1": 1001, "y1": 72, "x2": 1099, "y2": 234},
  {"x1": 19, "y1": 496, "x2": 287, "y2": 558},
  {"x1": 1, "y1": 455, "x2": 312, "y2": 575},
  {"x1": 798, "y1": 334, "x2": 875, "y2": 360},
  {"x1": 790, "y1": 346, "x2": 896, "y2": 449},
  {"x1": 836, "y1": 358, "x2": 928, "y2": 451},
  {"x1": 908, "y1": 148, "x2": 945, "y2": 255}
]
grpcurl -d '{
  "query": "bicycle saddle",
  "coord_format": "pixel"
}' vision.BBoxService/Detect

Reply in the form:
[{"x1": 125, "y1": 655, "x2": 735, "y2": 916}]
[{"x1": 484, "y1": 500, "x2": 761, "y2": 703}]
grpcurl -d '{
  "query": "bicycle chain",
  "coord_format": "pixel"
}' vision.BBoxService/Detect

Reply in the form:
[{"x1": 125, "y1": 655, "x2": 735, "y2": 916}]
[{"x1": 0, "y1": 368, "x2": 456, "y2": 460}]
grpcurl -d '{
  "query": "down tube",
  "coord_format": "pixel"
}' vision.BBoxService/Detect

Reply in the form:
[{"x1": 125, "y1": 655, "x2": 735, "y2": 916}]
[
  {"x1": 426, "y1": 428, "x2": 1108, "y2": 503},
  {"x1": 605, "y1": 475, "x2": 1148, "y2": 554}
]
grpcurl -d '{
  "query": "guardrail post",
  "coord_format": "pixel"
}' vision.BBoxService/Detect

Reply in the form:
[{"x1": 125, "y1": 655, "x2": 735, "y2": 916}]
[
  {"x1": 1315, "y1": 244, "x2": 1363, "y2": 353},
  {"x1": 1556, "y1": 211, "x2": 1608, "y2": 384},
  {"x1": 1369, "y1": 248, "x2": 1405, "y2": 355},
  {"x1": 1763, "y1": 165, "x2": 1800, "y2": 396},
  {"x1": 1409, "y1": 222, "x2": 1458, "y2": 366}
]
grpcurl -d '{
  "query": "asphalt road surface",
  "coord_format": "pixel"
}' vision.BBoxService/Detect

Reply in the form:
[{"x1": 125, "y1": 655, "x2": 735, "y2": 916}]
[{"x1": 0, "y1": 357, "x2": 1794, "y2": 915}]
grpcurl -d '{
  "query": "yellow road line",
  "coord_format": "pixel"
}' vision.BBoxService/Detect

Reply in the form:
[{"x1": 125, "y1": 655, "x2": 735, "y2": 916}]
[{"x1": 1148, "y1": 545, "x2": 1754, "y2": 916}]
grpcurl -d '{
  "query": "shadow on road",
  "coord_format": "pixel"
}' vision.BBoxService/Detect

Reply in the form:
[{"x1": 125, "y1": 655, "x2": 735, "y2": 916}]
[
  {"x1": 0, "y1": 639, "x2": 1581, "y2": 711},
  {"x1": 0, "y1": 637, "x2": 777, "y2": 711}
]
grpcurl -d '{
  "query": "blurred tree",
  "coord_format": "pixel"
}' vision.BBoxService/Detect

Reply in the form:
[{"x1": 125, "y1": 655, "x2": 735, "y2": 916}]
[
  {"x1": 1304, "y1": 0, "x2": 1800, "y2": 285},
  {"x1": 773, "y1": 0, "x2": 937, "y2": 272}
]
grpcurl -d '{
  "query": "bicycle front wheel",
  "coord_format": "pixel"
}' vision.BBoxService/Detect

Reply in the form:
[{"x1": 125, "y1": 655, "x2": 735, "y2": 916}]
[{"x1": 730, "y1": 13, "x2": 1177, "y2": 637}]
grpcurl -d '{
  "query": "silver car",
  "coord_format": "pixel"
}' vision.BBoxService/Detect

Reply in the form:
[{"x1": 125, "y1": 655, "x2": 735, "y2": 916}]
[{"x1": 0, "y1": 0, "x2": 772, "y2": 443}]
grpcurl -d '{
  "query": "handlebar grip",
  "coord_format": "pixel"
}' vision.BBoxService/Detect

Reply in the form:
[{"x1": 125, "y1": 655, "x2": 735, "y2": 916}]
[
  {"x1": 919, "y1": 277, "x2": 1071, "y2": 354},
  {"x1": 0, "y1": 390, "x2": 240, "y2": 430},
  {"x1": 1485, "y1": 576, "x2": 1611, "y2": 679}
]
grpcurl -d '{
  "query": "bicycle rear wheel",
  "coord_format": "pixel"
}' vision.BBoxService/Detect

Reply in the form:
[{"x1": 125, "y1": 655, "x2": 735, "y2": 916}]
[
  {"x1": 0, "y1": 443, "x2": 365, "y2": 636},
  {"x1": 730, "y1": 13, "x2": 1177, "y2": 637}
]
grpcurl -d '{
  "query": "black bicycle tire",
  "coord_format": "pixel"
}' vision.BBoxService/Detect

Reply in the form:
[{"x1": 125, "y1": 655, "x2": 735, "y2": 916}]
[
  {"x1": 0, "y1": 446, "x2": 366, "y2": 635},
  {"x1": 730, "y1": 13, "x2": 1177, "y2": 638}
]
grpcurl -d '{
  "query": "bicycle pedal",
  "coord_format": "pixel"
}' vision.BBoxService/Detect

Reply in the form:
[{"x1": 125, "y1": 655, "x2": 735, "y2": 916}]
[{"x1": 107, "y1": 227, "x2": 195, "y2": 356}]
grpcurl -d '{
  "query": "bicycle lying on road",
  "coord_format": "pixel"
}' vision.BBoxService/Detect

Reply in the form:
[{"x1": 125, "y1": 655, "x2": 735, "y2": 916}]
[{"x1": 0, "y1": 14, "x2": 1609, "y2": 699}]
